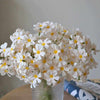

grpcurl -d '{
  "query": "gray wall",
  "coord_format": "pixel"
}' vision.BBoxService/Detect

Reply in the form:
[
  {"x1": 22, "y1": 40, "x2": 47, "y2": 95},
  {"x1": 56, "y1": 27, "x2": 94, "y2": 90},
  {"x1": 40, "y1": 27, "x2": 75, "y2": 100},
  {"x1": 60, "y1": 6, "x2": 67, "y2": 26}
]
[{"x1": 0, "y1": 0, "x2": 100, "y2": 97}]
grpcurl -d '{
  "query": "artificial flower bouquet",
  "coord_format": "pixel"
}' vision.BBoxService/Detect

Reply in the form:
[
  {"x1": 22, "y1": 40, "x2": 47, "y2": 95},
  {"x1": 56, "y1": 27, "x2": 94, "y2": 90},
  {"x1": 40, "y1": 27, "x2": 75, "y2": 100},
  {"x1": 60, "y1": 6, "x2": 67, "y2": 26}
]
[{"x1": 0, "y1": 21, "x2": 98, "y2": 100}]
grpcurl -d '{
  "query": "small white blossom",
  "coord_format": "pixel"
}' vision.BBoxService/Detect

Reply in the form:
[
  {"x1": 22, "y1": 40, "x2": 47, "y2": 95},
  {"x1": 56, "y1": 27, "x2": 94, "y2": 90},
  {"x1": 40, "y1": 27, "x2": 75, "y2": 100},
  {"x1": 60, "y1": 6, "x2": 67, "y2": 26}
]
[
  {"x1": 44, "y1": 70, "x2": 59, "y2": 86},
  {"x1": 0, "y1": 43, "x2": 10, "y2": 57},
  {"x1": 49, "y1": 44, "x2": 60, "y2": 59},
  {"x1": 24, "y1": 34, "x2": 35, "y2": 48},
  {"x1": 30, "y1": 72, "x2": 42, "y2": 88},
  {"x1": 10, "y1": 29, "x2": 26, "y2": 43},
  {"x1": 38, "y1": 39, "x2": 51, "y2": 48},
  {"x1": 33, "y1": 44, "x2": 45, "y2": 60}
]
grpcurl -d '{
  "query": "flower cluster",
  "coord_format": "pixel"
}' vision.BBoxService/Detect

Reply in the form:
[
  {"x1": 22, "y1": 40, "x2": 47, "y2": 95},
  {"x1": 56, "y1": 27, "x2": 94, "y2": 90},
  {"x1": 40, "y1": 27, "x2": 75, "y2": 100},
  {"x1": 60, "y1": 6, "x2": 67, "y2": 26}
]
[{"x1": 0, "y1": 21, "x2": 98, "y2": 88}]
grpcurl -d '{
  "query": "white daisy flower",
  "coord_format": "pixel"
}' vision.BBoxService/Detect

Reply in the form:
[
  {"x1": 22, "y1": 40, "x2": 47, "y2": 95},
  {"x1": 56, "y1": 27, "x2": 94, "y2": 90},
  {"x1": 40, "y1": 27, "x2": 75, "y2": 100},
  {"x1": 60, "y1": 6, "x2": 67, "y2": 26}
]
[
  {"x1": 33, "y1": 44, "x2": 45, "y2": 60},
  {"x1": 69, "y1": 34, "x2": 84, "y2": 49},
  {"x1": 38, "y1": 38, "x2": 51, "y2": 48},
  {"x1": 0, "y1": 42, "x2": 9, "y2": 57},
  {"x1": 6, "y1": 44, "x2": 16, "y2": 56},
  {"x1": 0, "y1": 60, "x2": 9, "y2": 76},
  {"x1": 0, "y1": 42, "x2": 7, "y2": 52},
  {"x1": 30, "y1": 72, "x2": 42, "y2": 88},
  {"x1": 44, "y1": 70, "x2": 59, "y2": 86},
  {"x1": 0, "y1": 67, "x2": 9, "y2": 76},
  {"x1": 77, "y1": 49, "x2": 87, "y2": 62},
  {"x1": 41, "y1": 21, "x2": 56, "y2": 34},
  {"x1": 16, "y1": 53, "x2": 26, "y2": 66},
  {"x1": 59, "y1": 65, "x2": 67, "y2": 77},
  {"x1": 16, "y1": 73, "x2": 27, "y2": 81},
  {"x1": 48, "y1": 64, "x2": 58, "y2": 72},
  {"x1": 25, "y1": 34, "x2": 35, "y2": 48},
  {"x1": 10, "y1": 44, "x2": 15, "y2": 53},
  {"x1": 0, "y1": 60, "x2": 8, "y2": 69},
  {"x1": 57, "y1": 57, "x2": 67, "y2": 67},
  {"x1": 49, "y1": 44, "x2": 60, "y2": 59},
  {"x1": 62, "y1": 29, "x2": 69, "y2": 35},
  {"x1": 33, "y1": 22, "x2": 46, "y2": 31},
  {"x1": 58, "y1": 42, "x2": 67, "y2": 55},
  {"x1": 10, "y1": 29, "x2": 26, "y2": 43}
]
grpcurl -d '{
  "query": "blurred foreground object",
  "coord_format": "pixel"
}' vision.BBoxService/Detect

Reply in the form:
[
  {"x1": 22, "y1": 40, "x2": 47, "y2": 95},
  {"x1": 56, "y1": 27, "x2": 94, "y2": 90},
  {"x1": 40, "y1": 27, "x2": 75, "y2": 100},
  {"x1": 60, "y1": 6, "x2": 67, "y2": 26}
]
[{"x1": 64, "y1": 80, "x2": 100, "y2": 100}]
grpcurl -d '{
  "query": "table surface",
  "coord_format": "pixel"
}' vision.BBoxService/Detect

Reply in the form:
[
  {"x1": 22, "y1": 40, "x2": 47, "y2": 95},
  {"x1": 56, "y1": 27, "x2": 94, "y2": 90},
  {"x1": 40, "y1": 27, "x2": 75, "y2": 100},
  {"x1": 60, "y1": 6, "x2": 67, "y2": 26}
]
[{"x1": 0, "y1": 84, "x2": 77, "y2": 100}]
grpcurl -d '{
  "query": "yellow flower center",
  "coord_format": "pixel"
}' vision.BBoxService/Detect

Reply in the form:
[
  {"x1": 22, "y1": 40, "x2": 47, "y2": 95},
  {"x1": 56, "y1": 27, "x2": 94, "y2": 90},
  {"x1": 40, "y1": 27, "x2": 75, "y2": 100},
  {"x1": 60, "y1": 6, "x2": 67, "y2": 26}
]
[
  {"x1": 42, "y1": 43, "x2": 45, "y2": 46},
  {"x1": 83, "y1": 65, "x2": 86, "y2": 68},
  {"x1": 79, "y1": 55, "x2": 83, "y2": 59},
  {"x1": 25, "y1": 67, "x2": 29, "y2": 70},
  {"x1": 73, "y1": 68, "x2": 77, "y2": 72},
  {"x1": 59, "y1": 58, "x2": 62, "y2": 62},
  {"x1": 63, "y1": 30, "x2": 67, "y2": 33},
  {"x1": 74, "y1": 40, "x2": 77, "y2": 44},
  {"x1": 50, "y1": 66, "x2": 54, "y2": 70},
  {"x1": 54, "y1": 50, "x2": 58, "y2": 54},
  {"x1": 3, "y1": 62, "x2": 6, "y2": 66},
  {"x1": 30, "y1": 60, "x2": 34, "y2": 64},
  {"x1": 60, "y1": 67, "x2": 64, "y2": 71},
  {"x1": 0, "y1": 63, "x2": 6, "y2": 68},
  {"x1": 46, "y1": 26, "x2": 50, "y2": 28},
  {"x1": 50, "y1": 75, "x2": 53, "y2": 78},
  {"x1": 22, "y1": 76, "x2": 25, "y2": 79},
  {"x1": 17, "y1": 65, "x2": 19, "y2": 68},
  {"x1": 3, "y1": 49, "x2": 6, "y2": 52},
  {"x1": 0, "y1": 64, "x2": 3, "y2": 68},
  {"x1": 4, "y1": 69, "x2": 8, "y2": 73},
  {"x1": 64, "y1": 45, "x2": 66, "y2": 47},
  {"x1": 57, "y1": 80, "x2": 61, "y2": 84},
  {"x1": 11, "y1": 48, "x2": 13, "y2": 51},
  {"x1": 87, "y1": 54, "x2": 89, "y2": 57},
  {"x1": 17, "y1": 37, "x2": 21, "y2": 40},
  {"x1": 23, "y1": 55, "x2": 25, "y2": 59},
  {"x1": 39, "y1": 24, "x2": 42, "y2": 27},
  {"x1": 43, "y1": 70, "x2": 47, "y2": 73},
  {"x1": 37, "y1": 50, "x2": 40, "y2": 54},
  {"x1": 85, "y1": 41, "x2": 88, "y2": 44},
  {"x1": 83, "y1": 72, "x2": 87, "y2": 76},
  {"x1": 68, "y1": 47, "x2": 72, "y2": 49},
  {"x1": 27, "y1": 39, "x2": 31, "y2": 42},
  {"x1": 90, "y1": 58, "x2": 93, "y2": 62},
  {"x1": 13, "y1": 56, "x2": 16, "y2": 59},
  {"x1": 34, "y1": 74, "x2": 38, "y2": 78},
  {"x1": 42, "y1": 59, "x2": 46, "y2": 63},
  {"x1": 34, "y1": 64, "x2": 38, "y2": 68},
  {"x1": 70, "y1": 61, "x2": 74, "y2": 65},
  {"x1": 50, "y1": 32, "x2": 54, "y2": 36},
  {"x1": 20, "y1": 59, "x2": 22, "y2": 62},
  {"x1": 61, "y1": 49, "x2": 64, "y2": 53}
]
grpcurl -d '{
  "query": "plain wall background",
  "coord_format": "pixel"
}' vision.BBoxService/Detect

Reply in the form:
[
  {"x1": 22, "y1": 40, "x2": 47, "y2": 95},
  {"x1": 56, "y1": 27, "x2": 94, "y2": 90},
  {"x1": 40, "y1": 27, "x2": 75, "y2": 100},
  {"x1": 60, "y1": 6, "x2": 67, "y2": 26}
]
[{"x1": 0, "y1": 0, "x2": 100, "y2": 97}]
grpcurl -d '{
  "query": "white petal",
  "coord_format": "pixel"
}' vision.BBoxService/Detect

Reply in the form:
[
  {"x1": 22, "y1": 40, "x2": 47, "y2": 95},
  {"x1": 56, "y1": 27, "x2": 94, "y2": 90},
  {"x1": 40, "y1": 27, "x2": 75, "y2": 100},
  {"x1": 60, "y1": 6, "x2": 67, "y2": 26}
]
[{"x1": 1, "y1": 42, "x2": 7, "y2": 49}]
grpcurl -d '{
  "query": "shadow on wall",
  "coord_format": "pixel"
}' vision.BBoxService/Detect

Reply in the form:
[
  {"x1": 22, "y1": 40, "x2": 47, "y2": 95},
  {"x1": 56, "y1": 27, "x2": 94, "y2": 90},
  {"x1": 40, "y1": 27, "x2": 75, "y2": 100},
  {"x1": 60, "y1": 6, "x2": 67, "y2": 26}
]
[{"x1": 0, "y1": 0, "x2": 43, "y2": 98}]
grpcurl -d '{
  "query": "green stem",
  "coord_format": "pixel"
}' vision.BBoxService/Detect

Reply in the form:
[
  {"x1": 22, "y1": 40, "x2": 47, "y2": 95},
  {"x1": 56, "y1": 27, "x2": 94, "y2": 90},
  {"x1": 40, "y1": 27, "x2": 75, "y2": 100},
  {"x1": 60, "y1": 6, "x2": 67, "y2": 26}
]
[{"x1": 39, "y1": 80, "x2": 52, "y2": 100}]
